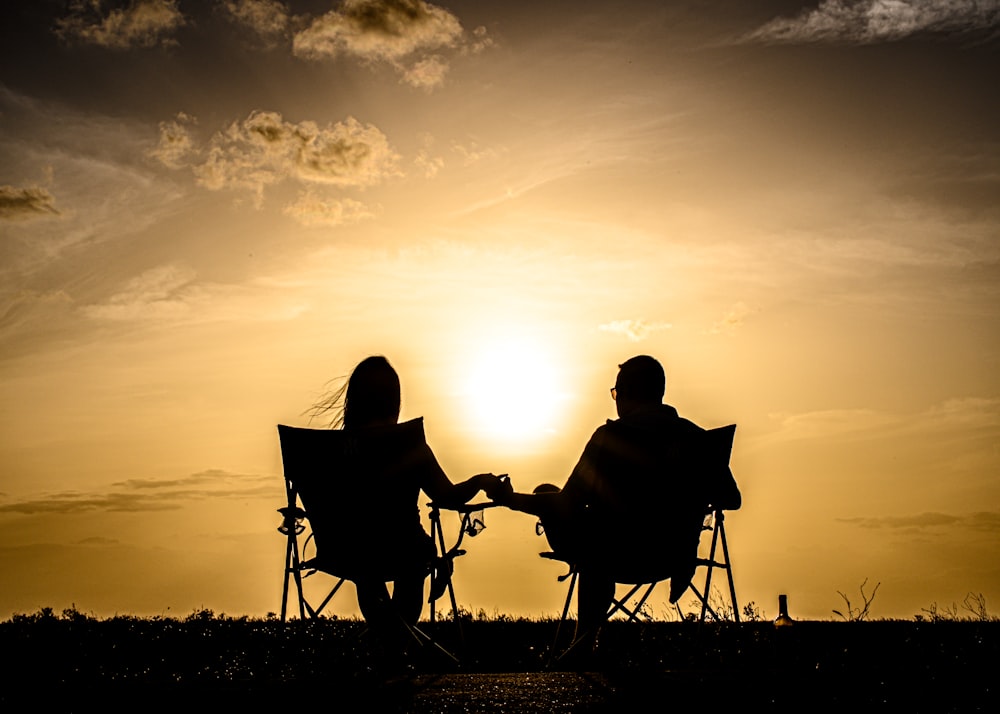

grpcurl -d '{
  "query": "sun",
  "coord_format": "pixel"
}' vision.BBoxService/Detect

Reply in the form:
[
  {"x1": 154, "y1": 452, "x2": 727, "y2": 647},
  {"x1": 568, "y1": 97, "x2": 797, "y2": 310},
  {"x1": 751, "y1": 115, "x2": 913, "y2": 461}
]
[{"x1": 460, "y1": 338, "x2": 566, "y2": 443}]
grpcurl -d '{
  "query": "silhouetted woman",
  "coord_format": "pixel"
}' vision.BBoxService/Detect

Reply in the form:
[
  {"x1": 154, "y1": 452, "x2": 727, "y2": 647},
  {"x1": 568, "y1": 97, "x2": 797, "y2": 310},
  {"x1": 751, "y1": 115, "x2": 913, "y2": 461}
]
[{"x1": 306, "y1": 355, "x2": 502, "y2": 645}]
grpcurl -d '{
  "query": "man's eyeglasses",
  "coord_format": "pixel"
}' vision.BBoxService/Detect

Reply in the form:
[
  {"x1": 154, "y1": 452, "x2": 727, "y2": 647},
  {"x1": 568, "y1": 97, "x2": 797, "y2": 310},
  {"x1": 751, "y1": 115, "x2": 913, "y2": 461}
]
[{"x1": 610, "y1": 387, "x2": 617, "y2": 400}]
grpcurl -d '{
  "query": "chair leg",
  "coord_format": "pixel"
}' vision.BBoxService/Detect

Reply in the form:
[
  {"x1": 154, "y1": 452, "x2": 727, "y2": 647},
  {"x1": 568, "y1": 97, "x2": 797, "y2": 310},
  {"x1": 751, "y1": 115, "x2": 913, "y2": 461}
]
[
  {"x1": 693, "y1": 515, "x2": 739, "y2": 623},
  {"x1": 427, "y1": 506, "x2": 467, "y2": 654},
  {"x1": 280, "y1": 535, "x2": 293, "y2": 623},
  {"x1": 607, "y1": 583, "x2": 657, "y2": 622},
  {"x1": 312, "y1": 577, "x2": 347, "y2": 617},
  {"x1": 281, "y1": 530, "x2": 308, "y2": 622},
  {"x1": 407, "y1": 622, "x2": 461, "y2": 665},
  {"x1": 718, "y1": 519, "x2": 739, "y2": 622},
  {"x1": 546, "y1": 571, "x2": 578, "y2": 667}
]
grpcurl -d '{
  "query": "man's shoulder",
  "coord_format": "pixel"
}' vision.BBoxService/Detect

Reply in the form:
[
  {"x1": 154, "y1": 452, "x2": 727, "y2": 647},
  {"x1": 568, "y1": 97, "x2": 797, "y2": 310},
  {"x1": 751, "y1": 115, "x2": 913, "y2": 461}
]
[{"x1": 606, "y1": 404, "x2": 700, "y2": 433}]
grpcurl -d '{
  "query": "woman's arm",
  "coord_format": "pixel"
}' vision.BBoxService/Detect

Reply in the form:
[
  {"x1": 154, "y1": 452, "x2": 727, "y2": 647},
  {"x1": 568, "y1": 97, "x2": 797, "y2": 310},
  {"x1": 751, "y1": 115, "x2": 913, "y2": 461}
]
[{"x1": 420, "y1": 444, "x2": 501, "y2": 508}]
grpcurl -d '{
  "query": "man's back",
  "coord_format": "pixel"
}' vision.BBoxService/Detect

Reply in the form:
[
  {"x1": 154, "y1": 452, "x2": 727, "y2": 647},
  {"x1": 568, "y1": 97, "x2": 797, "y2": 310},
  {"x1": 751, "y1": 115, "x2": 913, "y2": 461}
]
[{"x1": 561, "y1": 404, "x2": 739, "y2": 581}]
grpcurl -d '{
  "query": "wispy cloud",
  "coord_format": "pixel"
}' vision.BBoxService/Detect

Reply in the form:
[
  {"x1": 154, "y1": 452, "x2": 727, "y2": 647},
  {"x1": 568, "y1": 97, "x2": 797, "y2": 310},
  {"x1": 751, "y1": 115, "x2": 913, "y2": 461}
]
[
  {"x1": 282, "y1": 192, "x2": 377, "y2": 227},
  {"x1": 413, "y1": 149, "x2": 444, "y2": 178},
  {"x1": 401, "y1": 54, "x2": 450, "y2": 89},
  {"x1": 708, "y1": 301, "x2": 755, "y2": 335},
  {"x1": 0, "y1": 290, "x2": 73, "y2": 337},
  {"x1": 147, "y1": 112, "x2": 197, "y2": 169},
  {"x1": 292, "y1": 0, "x2": 491, "y2": 89},
  {"x1": 839, "y1": 510, "x2": 1000, "y2": 532},
  {"x1": 599, "y1": 319, "x2": 672, "y2": 342},
  {"x1": 768, "y1": 408, "x2": 898, "y2": 441},
  {"x1": 746, "y1": 0, "x2": 1000, "y2": 44},
  {"x1": 0, "y1": 470, "x2": 275, "y2": 515},
  {"x1": 81, "y1": 263, "x2": 196, "y2": 322},
  {"x1": 0, "y1": 185, "x2": 59, "y2": 221},
  {"x1": 220, "y1": 0, "x2": 290, "y2": 44},
  {"x1": 767, "y1": 398, "x2": 1000, "y2": 445},
  {"x1": 451, "y1": 140, "x2": 504, "y2": 167},
  {"x1": 78, "y1": 263, "x2": 310, "y2": 326},
  {"x1": 169, "y1": 111, "x2": 402, "y2": 207},
  {"x1": 55, "y1": 0, "x2": 186, "y2": 49}
]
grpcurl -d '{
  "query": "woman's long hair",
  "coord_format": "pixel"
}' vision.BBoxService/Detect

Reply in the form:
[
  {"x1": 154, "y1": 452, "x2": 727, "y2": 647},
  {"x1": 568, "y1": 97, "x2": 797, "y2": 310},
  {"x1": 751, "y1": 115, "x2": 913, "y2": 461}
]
[{"x1": 306, "y1": 355, "x2": 401, "y2": 429}]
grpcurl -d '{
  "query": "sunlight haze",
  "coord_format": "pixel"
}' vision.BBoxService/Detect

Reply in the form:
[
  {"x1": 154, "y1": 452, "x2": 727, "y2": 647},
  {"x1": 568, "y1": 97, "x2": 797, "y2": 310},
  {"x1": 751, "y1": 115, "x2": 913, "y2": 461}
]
[{"x1": 1, "y1": 0, "x2": 998, "y2": 624}]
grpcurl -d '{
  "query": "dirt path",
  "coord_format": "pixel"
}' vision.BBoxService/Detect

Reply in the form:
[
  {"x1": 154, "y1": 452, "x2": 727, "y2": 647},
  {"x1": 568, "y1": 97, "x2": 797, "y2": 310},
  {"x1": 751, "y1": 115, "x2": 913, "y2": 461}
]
[{"x1": 406, "y1": 672, "x2": 616, "y2": 712}]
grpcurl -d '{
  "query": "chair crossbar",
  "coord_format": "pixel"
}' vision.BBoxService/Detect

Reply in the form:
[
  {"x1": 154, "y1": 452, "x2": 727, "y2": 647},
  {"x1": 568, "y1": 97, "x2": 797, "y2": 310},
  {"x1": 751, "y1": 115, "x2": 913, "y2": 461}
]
[{"x1": 541, "y1": 506, "x2": 739, "y2": 665}]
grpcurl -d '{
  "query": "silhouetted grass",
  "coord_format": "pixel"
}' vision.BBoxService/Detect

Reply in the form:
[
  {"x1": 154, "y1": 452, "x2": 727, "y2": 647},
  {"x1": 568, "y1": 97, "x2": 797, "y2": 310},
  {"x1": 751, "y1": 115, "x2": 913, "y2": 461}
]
[{"x1": 1, "y1": 607, "x2": 996, "y2": 711}]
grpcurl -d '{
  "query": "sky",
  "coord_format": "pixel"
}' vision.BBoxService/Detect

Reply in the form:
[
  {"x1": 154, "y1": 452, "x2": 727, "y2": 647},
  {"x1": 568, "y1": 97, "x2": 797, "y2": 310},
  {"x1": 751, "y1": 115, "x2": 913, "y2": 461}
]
[{"x1": 1, "y1": 0, "x2": 998, "y2": 623}]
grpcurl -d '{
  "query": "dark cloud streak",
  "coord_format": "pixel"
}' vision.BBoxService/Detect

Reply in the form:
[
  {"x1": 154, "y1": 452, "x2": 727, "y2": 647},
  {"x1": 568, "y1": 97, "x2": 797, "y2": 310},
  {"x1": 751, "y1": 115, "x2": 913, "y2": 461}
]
[
  {"x1": 55, "y1": 0, "x2": 186, "y2": 50},
  {"x1": 0, "y1": 470, "x2": 276, "y2": 515},
  {"x1": 0, "y1": 185, "x2": 59, "y2": 221},
  {"x1": 746, "y1": 0, "x2": 1000, "y2": 45},
  {"x1": 839, "y1": 510, "x2": 1000, "y2": 532}
]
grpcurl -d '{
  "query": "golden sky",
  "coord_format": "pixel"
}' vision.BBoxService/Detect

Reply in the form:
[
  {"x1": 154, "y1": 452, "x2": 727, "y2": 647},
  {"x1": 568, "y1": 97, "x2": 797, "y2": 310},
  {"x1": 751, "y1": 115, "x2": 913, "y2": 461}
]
[{"x1": 1, "y1": 0, "x2": 998, "y2": 622}]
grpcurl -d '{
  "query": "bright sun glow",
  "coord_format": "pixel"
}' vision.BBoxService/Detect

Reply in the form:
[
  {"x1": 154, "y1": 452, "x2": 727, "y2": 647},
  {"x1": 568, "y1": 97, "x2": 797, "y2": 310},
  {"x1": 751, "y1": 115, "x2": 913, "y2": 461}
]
[{"x1": 461, "y1": 338, "x2": 565, "y2": 442}]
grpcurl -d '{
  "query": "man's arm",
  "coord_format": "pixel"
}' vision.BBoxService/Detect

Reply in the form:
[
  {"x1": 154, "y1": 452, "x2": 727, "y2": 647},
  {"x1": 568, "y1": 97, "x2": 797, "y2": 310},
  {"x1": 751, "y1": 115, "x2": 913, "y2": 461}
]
[{"x1": 491, "y1": 481, "x2": 560, "y2": 517}]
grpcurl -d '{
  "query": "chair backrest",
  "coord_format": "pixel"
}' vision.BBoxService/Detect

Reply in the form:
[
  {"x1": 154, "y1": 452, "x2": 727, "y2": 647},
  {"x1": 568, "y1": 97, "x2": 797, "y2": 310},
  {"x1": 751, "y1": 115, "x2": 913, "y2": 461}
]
[
  {"x1": 277, "y1": 418, "x2": 431, "y2": 581},
  {"x1": 588, "y1": 422, "x2": 739, "y2": 586}
]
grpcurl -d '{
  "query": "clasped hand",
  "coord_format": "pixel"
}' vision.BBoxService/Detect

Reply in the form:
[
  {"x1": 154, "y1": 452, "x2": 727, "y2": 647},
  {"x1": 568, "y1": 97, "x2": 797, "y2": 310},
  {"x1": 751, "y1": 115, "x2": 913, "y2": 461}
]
[{"x1": 478, "y1": 473, "x2": 514, "y2": 503}]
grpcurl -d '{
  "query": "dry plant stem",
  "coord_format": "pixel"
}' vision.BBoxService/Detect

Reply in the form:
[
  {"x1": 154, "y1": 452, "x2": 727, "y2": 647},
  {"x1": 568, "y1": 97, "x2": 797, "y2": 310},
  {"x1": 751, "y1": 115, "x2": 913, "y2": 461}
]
[{"x1": 833, "y1": 578, "x2": 881, "y2": 622}]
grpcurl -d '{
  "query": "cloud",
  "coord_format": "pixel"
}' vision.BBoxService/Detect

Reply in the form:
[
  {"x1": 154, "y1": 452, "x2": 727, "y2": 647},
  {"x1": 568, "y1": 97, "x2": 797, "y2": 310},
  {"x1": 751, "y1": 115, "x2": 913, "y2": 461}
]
[
  {"x1": 55, "y1": 0, "x2": 186, "y2": 49},
  {"x1": 293, "y1": 0, "x2": 462, "y2": 60},
  {"x1": 191, "y1": 111, "x2": 401, "y2": 207},
  {"x1": 0, "y1": 290, "x2": 73, "y2": 337},
  {"x1": 451, "y1": 141, "x2": 504, "y2": 167},
  {"x1": 414, "y1": 149, "x2": 444, "y2": 178},
  {"x1": 401, "y1": 54, "x2": 449, "y2": 89},
  {"x1": 599, "y1": 319, "x2": 672, "y2": 342},
  {"x1": 148, "y1": 112, "x2": 196, "y2": 169},
  {"x1": 0, "y1": 470, "x2": 275, "y2": 515},
  {"x1": 111, "y1": 470, "x2": 233, "y2": 489},
  {"x1": 746, "y1": 0, "x2": 1000, "y2": 44},
  {"x1": 709, "y1": 301, "x2": 755, "y2": 335},
  {"x1": 0, "y1": 491, "x2": 180, "y2": 515},
  {"x1": 766, "y1": 408, "x2": 903, "y2": 444},
  {"x1": 220, "y1": 0, "x2": 290, "y2": 43},
  {"x1": 766, "y1": 398, "x2": 1000, "y2": 446},
  {"x1": 925, "y1": 397, "x2": 1000, "y2": 427},
  {"x1": 78, "y1": 263, "x2": 310, "y2": 325},
  {"x1": 282, "y1": 192, "x2": 376, "y2": 226},
  {"x1": 292, "y1": 0, "x2": 488, "y2": 89},
  {"x1": 839, "y1": 510, "x2": 1000, "y2": 532},
  {"x1": 0, "y1": 185, "x2": 59, "y2": 221},
  {"x1": 839, "y1": 512, "x2": 963, "y2": 529},
  {"x1": 81, "y1": 263, "x2": 196, "y2": 321}
]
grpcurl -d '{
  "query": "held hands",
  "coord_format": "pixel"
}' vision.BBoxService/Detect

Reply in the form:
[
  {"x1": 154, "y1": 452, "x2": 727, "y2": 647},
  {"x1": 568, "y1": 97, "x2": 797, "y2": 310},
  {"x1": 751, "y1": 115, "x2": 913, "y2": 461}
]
[{"x1": 481, "y1": 473, "x2": 514, "y2": 504}]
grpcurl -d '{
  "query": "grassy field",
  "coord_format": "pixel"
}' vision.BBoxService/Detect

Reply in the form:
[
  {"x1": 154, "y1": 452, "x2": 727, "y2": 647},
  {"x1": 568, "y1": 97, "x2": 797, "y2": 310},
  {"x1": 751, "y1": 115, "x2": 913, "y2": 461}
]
[{"x1": 1, "y1": 608, "x2": 996, "y2": 712}]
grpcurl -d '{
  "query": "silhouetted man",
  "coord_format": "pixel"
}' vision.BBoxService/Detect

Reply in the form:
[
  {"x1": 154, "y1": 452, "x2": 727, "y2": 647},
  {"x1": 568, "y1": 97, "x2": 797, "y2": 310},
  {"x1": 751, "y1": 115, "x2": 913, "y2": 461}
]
[{"x1": 492, "y1": 355, "x2": 741, "y2": 655}]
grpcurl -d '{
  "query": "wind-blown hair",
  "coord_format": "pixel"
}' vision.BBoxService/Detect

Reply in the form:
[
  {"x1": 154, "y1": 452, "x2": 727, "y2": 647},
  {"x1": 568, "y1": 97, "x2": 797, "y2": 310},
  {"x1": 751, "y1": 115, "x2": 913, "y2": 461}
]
[{"x1": 307, "y1": 355, "x2": 401, "y2": 429}]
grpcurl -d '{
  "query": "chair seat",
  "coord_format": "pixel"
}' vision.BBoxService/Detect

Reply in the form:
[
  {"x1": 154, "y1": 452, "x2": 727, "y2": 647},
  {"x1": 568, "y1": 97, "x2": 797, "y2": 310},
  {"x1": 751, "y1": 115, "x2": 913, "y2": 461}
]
[{"x1": 538, "y1": 549, "x2": 695, "y2": 603}]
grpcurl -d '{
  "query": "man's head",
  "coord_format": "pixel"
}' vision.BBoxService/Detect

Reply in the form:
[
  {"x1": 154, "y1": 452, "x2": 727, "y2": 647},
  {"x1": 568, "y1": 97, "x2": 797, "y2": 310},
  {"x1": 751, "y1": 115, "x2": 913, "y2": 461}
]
[{"x1": 614, "y1": 355, "x2": 665, "y2": 416}]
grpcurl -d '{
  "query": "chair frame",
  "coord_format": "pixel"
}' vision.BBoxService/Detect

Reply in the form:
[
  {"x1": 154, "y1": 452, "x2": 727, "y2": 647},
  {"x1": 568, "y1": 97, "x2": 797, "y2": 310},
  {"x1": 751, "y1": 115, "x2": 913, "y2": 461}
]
[
  {"x1": 688, "y1": 507, "x2": 740, "y2": 623},
  {"x1": 278, "y1": 478, "x2": 468, "y2": 662},
  {"x1": 278, "y1": 473, "x2": 502, "y2": 660},
  {"x1": 277, "y1": 476, "x2": 347, "y2": 623},
  {"x1": 543, "y1": 504, "x2": 739, "y2": 665}
]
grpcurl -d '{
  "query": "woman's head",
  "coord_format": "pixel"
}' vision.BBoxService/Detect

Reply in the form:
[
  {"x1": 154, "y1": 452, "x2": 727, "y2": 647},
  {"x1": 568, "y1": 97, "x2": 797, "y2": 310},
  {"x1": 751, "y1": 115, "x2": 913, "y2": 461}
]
[
  {"x1": 307, "y1": 355, "x2": 401, "y2": 429},
  {"x1": 343, "y1": 355, "x2": 401, "y2": 429}
]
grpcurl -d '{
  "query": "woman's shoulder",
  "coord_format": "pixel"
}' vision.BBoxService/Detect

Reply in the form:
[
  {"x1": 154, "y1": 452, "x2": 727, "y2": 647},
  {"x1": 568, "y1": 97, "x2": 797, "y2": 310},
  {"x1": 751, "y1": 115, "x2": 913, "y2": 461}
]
[{"x1": 353, "y1": 417, "x2": 427, "y2": 448}]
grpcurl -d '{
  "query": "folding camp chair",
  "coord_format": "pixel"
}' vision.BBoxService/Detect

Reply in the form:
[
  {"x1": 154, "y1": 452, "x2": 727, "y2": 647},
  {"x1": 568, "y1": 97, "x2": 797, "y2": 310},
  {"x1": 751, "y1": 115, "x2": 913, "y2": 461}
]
[
  {"x1": 540, "y1": 423, "x2": 741, "y2": 663},
  {"x1": 277, "y1": 468, "x2": 346, "y2": 622},
  {"x1": 276, "y1": 421, "x2": 466, "y2": 661},
  {"x1": 687, "y1": 506, "x2": 739, "y2": 622},
  {"x1": 426, "y1": 501, "x2": 497, "y2": 623}
]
